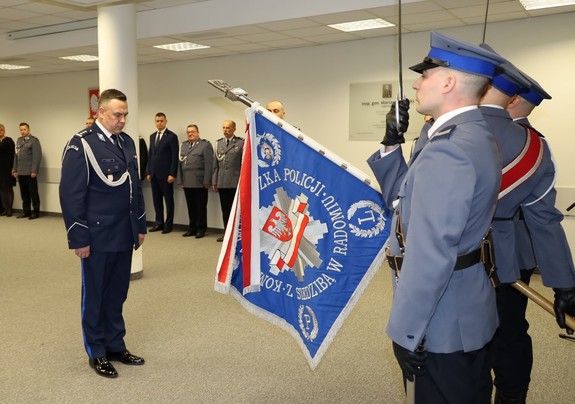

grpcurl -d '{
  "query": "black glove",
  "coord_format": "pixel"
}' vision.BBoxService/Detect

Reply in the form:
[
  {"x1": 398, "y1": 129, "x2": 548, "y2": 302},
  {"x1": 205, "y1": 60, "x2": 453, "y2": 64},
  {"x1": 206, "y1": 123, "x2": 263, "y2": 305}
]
[
  {"x1": 381, "y1": 98, "x2": 410, "y2": 146},
  {"x1": 553, "y1": 287, "x2": 575, "y2": 334},
  {"x1": 392, "y1": 341, "x2": 427, "y2": 382}
]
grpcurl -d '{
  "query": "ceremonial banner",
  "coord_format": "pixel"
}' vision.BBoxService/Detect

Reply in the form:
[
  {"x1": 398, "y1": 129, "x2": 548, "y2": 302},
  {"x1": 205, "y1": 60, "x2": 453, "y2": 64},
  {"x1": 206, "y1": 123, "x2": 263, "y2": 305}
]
[{"x1": 215, "y1": 104, "x2": 391, "y2": 369}]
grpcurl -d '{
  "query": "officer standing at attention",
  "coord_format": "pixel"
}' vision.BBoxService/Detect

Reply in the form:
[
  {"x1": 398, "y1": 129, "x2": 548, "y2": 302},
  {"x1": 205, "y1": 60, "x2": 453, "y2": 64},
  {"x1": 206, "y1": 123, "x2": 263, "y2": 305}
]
[
  {"x1": 212, "y1": 120, "x2": 244, "y2": 242},
  {"x1": 368, "y1": 31, "x2": 505, "y2": 403},
  {"x1": 477, "y1": 49, "x2": 575, "y2": 403},
  {"x1": 59, "y1": 89, "x2": 147, "y2": 378},
  {"x1": 146, "y1": 112, "x2": 179, "y2": 234},
  {"x1": 178, "y1": 124, "x2": 214, "y2": 239},
  {"x1": 12, "y1": 122, "x2": 42, "y2": 219}
]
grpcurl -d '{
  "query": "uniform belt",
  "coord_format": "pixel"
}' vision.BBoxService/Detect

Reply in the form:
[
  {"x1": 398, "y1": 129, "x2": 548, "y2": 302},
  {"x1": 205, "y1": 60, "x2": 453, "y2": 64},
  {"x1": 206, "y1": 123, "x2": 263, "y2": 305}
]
[{"x1": 386, "y1": 247, "x2": 482, "y2": 273}]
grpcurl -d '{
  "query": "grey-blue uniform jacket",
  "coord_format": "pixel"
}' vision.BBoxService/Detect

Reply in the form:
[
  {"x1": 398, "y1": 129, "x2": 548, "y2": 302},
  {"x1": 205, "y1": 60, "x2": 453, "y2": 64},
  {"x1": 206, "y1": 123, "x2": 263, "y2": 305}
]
[
  {"x1": 13, "y1": 135, "x2": 42, "y2": 175},
  {"x1": 59, "y1": 125, "x2": 146, "y2": 252},
  {"x1": 212, "y1": 136, "x2": 244, "y2": 188},
  {"x1": 177, "y1": 138, "x2": 214, "y2": 188},
  {"x1": 483, "y1": 111, "x2": 575, "y2": 288},
  {"x1": 368, "y1": 108, "x2": 501, "y2": 353}
]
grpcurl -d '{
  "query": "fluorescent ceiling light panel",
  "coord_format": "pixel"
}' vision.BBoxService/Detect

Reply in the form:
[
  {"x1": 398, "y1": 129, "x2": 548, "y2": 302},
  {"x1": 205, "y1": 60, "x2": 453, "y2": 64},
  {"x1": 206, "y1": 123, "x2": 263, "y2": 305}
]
[
  {"x1": 60, "y1": 55, "x2": 99, "y2": 62},
  {"x1": 328, "y1": 18, "x2": 395, "y2": 32},
  {"x1": 520, "y1": 0, "x2": 575, "y2": 9},
  {"x1": 153, "y1": 42, "x2": 210, "y2": 52},
  {"x1": 0, "y1": 64, "x2": 31, "y2": 70}
]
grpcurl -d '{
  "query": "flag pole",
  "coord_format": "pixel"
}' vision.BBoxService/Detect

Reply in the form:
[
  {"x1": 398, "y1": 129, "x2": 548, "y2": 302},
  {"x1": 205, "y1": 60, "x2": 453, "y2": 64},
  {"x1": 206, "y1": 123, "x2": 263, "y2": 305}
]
[
  {"x1": 512, "y1": 280, "x2": 575, "y2": 332},
  {"x1": 395, "y1": 0, "x2": 404, "y2": 131}
]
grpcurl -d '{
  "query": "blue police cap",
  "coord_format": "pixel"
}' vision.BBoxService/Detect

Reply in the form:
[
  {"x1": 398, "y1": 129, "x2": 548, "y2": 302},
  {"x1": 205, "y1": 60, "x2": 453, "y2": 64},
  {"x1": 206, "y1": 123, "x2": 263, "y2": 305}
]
[
  {"x1": 517, "y1": 70, "x2": 552, "y2": 106},
  {"x1": 479, "y1": 43, "x2": 531, "y2": 97},
  {"x1": 410, "y1": 31, "x2": 505, "y2": 78}
]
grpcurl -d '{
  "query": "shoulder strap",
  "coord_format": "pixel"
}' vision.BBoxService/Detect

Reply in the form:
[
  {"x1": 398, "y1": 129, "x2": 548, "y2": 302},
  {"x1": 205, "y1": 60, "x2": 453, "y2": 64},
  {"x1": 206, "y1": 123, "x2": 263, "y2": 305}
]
[{"x1": 498, "y1": 125, "x2": 543, "y2": 200}]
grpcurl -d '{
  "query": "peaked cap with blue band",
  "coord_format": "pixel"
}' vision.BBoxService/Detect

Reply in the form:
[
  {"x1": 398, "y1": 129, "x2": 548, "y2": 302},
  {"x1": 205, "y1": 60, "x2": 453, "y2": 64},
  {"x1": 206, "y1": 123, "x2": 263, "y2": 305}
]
[
  {"x1": 517, "y1": 70, "x2": 552, "y2": 106},
  {"x1": 479, "y1": 43, "x2": 532, "y2": 97},
  {"x1": 410, "y1": 31, "x2": 506, "y2": 78}
]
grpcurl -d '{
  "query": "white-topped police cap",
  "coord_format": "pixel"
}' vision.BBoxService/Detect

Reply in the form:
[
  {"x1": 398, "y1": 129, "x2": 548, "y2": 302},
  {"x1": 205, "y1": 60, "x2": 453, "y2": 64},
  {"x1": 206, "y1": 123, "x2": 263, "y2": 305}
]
[
  {"x1": 410, "y1": 31, "x2": 506, "y2": 79},
  {"x1": 479, "y1": 43, "x2": 531, "y2": 97},
  {"x1": 518, "y1": 70, "x2": 552, "y2": 106}
]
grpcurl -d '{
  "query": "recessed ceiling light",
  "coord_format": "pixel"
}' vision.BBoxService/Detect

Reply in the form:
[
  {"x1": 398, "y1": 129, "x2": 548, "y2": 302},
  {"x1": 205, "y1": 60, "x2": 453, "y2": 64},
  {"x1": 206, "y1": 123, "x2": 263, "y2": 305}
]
[
  {"x1": 153, "y1": 42, "x2": 210, "y2": 52},
  {"x1": 328, "y1": 18, "x2": 395, "y2": 32},
  {"x1": 59, "y1": 54, "x2": 99, "y2": 62},
  {"x1": 0, "y1": 64, "x2": 30, "y2": 70},
  {"x1": 520, "y1": 0, "x2": 575, "y2": 10}
]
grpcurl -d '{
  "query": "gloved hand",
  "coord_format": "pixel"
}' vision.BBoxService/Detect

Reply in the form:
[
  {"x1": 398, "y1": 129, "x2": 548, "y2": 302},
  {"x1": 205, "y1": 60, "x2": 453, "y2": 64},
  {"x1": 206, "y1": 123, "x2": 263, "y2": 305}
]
[
  {"x1": 392, "y1": 341, "x2": 427, "y2": 382},
  {"x1": 553, "y1": 287, "x2": 575, "y2": 334},
  {"x1": 381, "y1": 98, "x2": 410, "y2": 146}
]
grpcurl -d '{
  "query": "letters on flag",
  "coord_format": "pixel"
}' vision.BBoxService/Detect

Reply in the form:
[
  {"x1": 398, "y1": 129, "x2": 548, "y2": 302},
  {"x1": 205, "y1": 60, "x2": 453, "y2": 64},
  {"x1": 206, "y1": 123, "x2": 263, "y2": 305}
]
[{"x1": 215, "y1": 104, "x2": 391, "y2": 369}]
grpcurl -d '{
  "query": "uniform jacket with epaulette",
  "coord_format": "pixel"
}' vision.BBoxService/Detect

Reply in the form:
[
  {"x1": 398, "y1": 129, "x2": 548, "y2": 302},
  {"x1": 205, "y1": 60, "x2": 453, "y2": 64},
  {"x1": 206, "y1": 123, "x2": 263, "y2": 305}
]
[
  {"x1": 59, "y1": 123, "x2": 146, "y2": 252},
  {"x1": 177, "y1": 138, "x2": 214, "y2": 188},
  {"x1": 369, "y1": 108, "x2": 502, "y2": 354},
  {"x1": 212, "y1": 135, "x2": 244, "y2": 188},
  {"x1": 13, "y1": 135, "x2": 42, "y2": 175}
]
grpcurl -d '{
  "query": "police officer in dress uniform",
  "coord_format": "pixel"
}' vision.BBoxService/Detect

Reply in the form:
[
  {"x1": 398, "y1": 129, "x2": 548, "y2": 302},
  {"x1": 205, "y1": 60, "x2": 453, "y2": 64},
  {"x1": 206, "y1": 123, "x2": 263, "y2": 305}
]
[
  {"x1": 367, "y1": 31, "x2": 506, "y2": 403},
  {"x1": 477, "y1": 50, "x2": 575, "y2": 403},
  {"x1": 212, "y1": 120, "x2": 244, "y2": 242},
  {"x1": 59, "y1": 89, "x2": 147, "y2": 378},
  {"x1": 12, "y1": 122, "x2": 42, "y2": 219},
  {"x1": 178, "y1": 124, "x2": 213, "y2": 238}
]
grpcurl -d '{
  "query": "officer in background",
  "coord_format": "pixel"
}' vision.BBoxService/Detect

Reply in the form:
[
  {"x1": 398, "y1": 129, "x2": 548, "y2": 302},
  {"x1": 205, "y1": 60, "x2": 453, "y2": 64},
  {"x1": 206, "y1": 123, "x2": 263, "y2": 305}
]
[
  {"x1": 480, "y1": 53, "x2": 575, "y2": 403},
  {"x1": 12, "y1": 122, "x2": 42, "y2": 219},
  {"x1": 266, "y1": 100, "x2": 286, "y2": 119},
  {"x1": 368, "y1": 31, "x2": 505, "y2": 402},
  {"x1": 59, "y1": 89, "x2": 147, "y2": 378},
  {"x1": 178, "y1": 124, "x2": 213, "y2": 239},
  {"x1": 212, "y1": 120, "x2": 243, "y2": 242}
]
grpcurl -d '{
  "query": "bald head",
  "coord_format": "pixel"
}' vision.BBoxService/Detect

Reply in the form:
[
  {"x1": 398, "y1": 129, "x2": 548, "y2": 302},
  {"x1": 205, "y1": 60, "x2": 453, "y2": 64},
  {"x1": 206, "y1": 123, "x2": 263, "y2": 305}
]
[{"x1": 266, "y1": 100, "x2": 285, "y2": 119}]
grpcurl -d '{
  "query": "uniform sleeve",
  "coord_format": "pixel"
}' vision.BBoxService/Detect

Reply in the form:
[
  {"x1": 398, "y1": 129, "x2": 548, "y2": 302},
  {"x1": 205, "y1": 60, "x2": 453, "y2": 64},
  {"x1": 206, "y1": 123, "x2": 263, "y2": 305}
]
[
  {"x1": 212, "y1": 142, "x2": 219, "y2": 185},
  {"x1": 32, "y1": 138, "x2": 42, "y2": 173},
  {"x1": 366, "y1": 147, "x2": 408, "y2": 211},
  {"x1": 521, "y1": 148, "x2": 575, "y2": 287},
  {"x1": 204, "y1": 142, "x2": 214, "y2": 185},
  {"x1": 59, "y1": 137, "x2": 90, "y2": 249},
  {"x1": 168, "y1": 131, "x2": 179, "y2": 177}
]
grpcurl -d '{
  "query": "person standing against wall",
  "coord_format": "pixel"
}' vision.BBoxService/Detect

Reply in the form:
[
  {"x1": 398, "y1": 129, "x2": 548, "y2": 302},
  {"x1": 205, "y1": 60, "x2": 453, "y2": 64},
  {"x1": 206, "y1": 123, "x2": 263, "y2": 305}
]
[
  {"x1": 146, "y1": 112, "x2": 179, "y2": 234},
  {"x1": 12, "y1": 122, "x2": 42, "y2": 219},
  {"x1": 212, "y1": 120, "x2": 243, "y2": 242},
  {"x1": 59, "y1": 88, "x2": 147, "y2": 378},
  {"x1": 178, "y1": 124, "x2": 213, "y2": 239},
  {"x1": 0, "y1": 123, "x2": 16, "y2": 217}
]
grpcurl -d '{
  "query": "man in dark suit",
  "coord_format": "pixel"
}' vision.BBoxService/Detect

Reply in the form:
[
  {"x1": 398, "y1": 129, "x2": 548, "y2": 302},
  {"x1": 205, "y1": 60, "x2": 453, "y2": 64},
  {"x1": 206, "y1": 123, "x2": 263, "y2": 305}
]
[
  {"x1": 59, "y1": 89, "x2": 147, "y2": 378},
  {"x1": 146, "y1": 112, "x2": 179, "y2": 234}
]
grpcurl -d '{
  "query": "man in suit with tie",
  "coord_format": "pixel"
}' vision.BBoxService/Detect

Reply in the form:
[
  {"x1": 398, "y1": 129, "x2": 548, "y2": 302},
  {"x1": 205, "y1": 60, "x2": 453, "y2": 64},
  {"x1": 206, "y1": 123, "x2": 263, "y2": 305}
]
[
  {"x1": 146, "y1": 112, "x2": 179, "y2": 234},
  {"x1": 212, "y1": 120, "x2": 244, "y2": 242},
  {"x1": 59, "y1": 89, "x2": 147, "y2": 378}
]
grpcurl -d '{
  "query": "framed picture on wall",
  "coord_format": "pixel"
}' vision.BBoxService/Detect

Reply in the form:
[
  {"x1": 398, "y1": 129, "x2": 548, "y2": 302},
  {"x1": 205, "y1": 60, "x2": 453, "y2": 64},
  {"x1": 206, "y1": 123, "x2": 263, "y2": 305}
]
[{"x1": 88, "y1": 88, "x2": 99, "y2": 119}]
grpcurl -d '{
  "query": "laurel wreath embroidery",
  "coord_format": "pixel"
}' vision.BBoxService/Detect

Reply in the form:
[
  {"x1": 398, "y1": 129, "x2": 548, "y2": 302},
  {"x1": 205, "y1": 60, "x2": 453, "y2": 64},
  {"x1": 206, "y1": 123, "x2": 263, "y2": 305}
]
[
  {"x1": 257, "y1": 132, "x2": 282, "y2": 168},
  {"x1": 298, "y1": 305, "x2": 319, "y2": 341},
  {"x1": 347, "y1": 200, "x2": 386, "y2": 238}
]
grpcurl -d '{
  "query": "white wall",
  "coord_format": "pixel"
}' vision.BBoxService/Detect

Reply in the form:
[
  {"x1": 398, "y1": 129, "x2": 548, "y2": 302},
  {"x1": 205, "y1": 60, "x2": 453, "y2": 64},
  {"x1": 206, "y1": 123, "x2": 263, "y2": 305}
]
[{"x1": 1, "y1": 13, "x2": 574, "y2": 234}]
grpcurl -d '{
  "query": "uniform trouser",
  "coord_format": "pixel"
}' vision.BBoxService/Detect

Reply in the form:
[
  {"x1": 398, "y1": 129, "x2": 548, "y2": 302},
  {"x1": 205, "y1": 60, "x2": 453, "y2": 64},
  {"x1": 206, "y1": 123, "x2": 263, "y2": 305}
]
[
  {"x1": 218, "y1": 188, "x2": 236, "y2": 229},
  {"x1": 408, "y1": 344, "x2": 492, "y2": 404},
  {"x1": 492, "y1": 269, "x2": 535, "y2": 396},
  {"x1": 151, "y1": 175, "x2": 174, "y2": 229},
  {"x1": 17, "y1": 175, "x2": 40, "y2": 215},
  {"x1": 183, "y1": 187, "x2": 208, "y2": 232},
  {"x1": 81, "y1": 251, "x2": 132, "y2": 359}
]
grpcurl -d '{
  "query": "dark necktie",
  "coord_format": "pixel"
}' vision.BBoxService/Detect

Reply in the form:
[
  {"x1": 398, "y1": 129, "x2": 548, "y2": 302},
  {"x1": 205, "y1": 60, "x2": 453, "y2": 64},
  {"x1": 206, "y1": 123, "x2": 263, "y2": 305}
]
[
  {"x1": 226, "y1": 139, "x2": 230, "y2": 147},
  {"x1": 155, "y1": 131, "x2": 162, "y2": 146},
  {"x1": 111, "y1": 134, "x2": 120, "y2": 148}
]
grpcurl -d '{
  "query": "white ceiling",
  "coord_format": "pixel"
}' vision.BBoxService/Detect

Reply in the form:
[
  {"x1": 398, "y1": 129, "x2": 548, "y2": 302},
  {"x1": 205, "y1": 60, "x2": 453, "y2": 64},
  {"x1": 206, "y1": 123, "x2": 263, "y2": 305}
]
[{"x1": 1, "y1": 0, "x2": 574, "y2": 78}]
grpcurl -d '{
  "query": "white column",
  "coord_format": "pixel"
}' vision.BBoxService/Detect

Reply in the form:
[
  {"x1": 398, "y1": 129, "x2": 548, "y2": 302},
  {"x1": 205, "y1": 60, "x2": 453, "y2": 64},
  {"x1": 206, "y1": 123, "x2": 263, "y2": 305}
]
[{"x1": 97, "y1": 3, "x2": 143, "y2": 279}]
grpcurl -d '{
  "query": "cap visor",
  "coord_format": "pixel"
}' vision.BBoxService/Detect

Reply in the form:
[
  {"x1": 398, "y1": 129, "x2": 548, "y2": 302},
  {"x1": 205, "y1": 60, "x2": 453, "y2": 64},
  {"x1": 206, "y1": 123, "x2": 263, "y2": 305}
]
[{"x1": 409, "y1": 60, "x2": 439, "y2": 73}]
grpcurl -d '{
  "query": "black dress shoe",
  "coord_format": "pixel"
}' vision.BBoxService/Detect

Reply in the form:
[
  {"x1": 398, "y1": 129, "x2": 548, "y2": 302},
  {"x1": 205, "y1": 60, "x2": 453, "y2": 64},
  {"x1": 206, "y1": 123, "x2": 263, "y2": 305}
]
[
  {"x1": 195, "y1": 232, "x2": 205, "y2": 239},
  {"x1": 149, "y1": 225, "x2": 164, "y2": 232},
  {"x1": 89, "y1": 357, "x2": 118, "y2": 378},
  {"x1": 29, "y1": 213, "x2": 39, "y2": 220},
  {"x1": 107, "y1": 349, "x2": 145, "y2": 365},
  {"x1": 17, "y1": 213, "x2": 30, "y2": 219},
  {"x1": 182, "y1": 231, "x2": 196, "y2": 237},
  {"x1": 0, "y1": 211, "x2": 6, "y2": 216},
  {"x1": 161, "y1": 228, "x2": 172, "y2": 234},
  {"x1": 216, "y1": 236, "x2": 224, "y2": 242}
]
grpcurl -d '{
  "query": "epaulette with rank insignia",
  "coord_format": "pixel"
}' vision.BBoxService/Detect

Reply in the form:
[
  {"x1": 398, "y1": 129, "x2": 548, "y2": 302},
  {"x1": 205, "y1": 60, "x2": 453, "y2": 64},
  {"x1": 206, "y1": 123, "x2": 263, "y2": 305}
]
[
  {"x1": 75, "y1": 128, "x2": 93, "y2": 138},
  {"x1": 431, "y1": 125, "x2": 455, "y2": 140}
]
